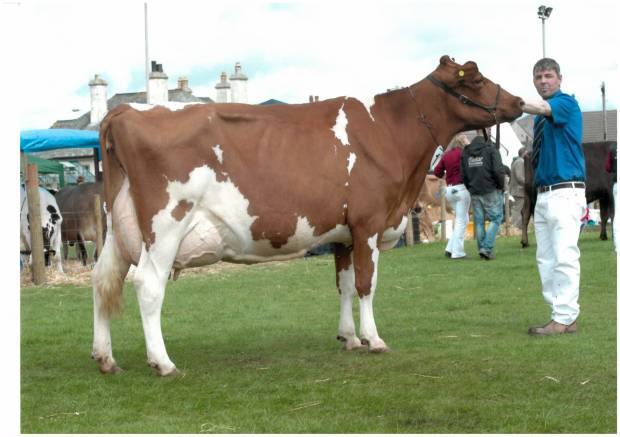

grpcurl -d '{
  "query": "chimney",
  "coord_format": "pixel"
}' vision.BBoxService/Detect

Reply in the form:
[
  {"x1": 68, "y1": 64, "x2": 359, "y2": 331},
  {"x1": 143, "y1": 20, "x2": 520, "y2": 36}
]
[
  {"x1": 177, "y1": 76, "x2": 190, "y2": 92},
  {"x1": 148, "y1": 61, "x2": 168, "y2": 105},
  {"x1": 88, "y1": 74, "x2": 108, "y2": 125},
  {"x1": 229, "y1": 61, "x2": 248, "y2": 103},
  {"x1": 215, "y1": 72, "x2": 231, "y2": 103}
]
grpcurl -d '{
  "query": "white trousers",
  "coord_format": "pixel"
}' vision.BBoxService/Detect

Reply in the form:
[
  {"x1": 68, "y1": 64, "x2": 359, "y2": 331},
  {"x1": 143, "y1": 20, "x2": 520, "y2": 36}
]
[
  {"x1": 534, "y1": 187, "x2": 587, "y2": 325},
  {"x1": 613, "y1": 183, "x2": 618, "y2": 252},
  {"x1": 444, "y1": 184, "x2": 471, "y2": 258}
]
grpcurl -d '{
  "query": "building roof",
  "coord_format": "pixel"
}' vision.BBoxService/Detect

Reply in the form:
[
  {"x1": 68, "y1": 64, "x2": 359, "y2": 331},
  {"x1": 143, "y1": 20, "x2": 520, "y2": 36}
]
[
  {"x1": 51, "y1": 88, "x2": 214, "y2": 130},
  {"x1": 514, "y1": 109, "x2": 617, "y2": 144},
  {"x1": 259, "y1": 98, "x2": 287, "y2": 105}
]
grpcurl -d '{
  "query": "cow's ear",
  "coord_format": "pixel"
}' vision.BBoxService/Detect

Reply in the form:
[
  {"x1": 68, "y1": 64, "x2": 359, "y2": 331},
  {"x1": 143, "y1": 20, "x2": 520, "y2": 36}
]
[{"x1": 440, "y1": 55, "x2": 454, "y2": 66}]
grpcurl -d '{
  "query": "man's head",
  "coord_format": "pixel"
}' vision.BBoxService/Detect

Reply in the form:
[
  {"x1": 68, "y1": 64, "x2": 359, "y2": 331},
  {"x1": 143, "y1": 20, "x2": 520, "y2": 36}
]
[
  {"x1": 532, "y1": 58, "x2": 562, "y2": 99},
  {"x1": 518, "y1": 147, "x2": 526, "y2": 158}
]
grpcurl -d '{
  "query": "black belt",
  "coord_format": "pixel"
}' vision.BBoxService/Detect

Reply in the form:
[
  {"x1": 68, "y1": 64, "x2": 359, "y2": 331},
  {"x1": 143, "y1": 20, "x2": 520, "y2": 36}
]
[{"x1": 537, "y1": 181, "x2": 585, "y2": 193}]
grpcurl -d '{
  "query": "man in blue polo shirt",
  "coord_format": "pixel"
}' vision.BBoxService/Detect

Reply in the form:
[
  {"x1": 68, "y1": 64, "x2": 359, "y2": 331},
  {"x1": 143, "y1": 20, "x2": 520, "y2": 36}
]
[{"x1": 521, "y1": 58, "x2": 586, "y2": 336}]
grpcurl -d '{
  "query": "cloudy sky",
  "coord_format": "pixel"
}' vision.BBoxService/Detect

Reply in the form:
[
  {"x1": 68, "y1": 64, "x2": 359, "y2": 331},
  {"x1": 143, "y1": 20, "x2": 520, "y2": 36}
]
[{"x1": 4, "y1": 0, "x2": 618, "y2": 130}]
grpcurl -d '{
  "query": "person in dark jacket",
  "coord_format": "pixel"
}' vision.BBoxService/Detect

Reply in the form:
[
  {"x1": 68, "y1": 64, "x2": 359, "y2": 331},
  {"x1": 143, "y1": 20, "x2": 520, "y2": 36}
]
[{"x1": 461, "y1": 135, "x2": 505, "y2": 260}]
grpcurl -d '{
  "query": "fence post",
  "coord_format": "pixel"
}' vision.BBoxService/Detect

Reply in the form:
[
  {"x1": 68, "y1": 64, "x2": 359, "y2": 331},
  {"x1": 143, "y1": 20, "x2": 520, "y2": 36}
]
[
  {"x1": 94, "y1": 194, "x2": 104, "y2": 260},
  {"x1": 26, "y1": 164, "x2": 46, "y2": 285},
  {"x1": 439, "y1": 180, "x2": 447, "y2": 241}
]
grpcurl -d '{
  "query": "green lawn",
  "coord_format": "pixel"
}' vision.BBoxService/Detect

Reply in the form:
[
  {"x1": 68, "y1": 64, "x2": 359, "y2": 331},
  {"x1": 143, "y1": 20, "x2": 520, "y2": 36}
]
[{"x1": 21, "y1": 231, "x2": 616, "y2": 433}]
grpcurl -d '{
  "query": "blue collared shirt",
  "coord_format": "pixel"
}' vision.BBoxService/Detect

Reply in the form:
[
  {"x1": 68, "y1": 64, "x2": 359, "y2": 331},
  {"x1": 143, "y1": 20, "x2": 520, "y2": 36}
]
[{"x1": 534, "y1": 90, "x2": 585, "y2": 187}]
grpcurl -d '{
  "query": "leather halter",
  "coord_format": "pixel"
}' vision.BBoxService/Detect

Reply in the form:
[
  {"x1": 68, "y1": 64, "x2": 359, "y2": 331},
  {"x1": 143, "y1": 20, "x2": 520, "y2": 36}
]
[{"x1": 426, "y1": 74, "x2": 502, "y2": 148}]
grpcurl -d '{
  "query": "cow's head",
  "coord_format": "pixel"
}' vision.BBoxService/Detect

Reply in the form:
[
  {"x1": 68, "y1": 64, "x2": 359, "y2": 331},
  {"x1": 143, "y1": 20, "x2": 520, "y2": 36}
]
[{"x1": 431, "y1": 55, "x2": 523, "y2": 130}]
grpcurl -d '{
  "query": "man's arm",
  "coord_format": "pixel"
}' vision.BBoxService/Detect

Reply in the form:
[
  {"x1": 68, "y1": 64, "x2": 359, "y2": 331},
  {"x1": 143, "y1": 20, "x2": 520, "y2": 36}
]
[{"x1": 521, "y1": 99, "x2": 552, "y2": 116}]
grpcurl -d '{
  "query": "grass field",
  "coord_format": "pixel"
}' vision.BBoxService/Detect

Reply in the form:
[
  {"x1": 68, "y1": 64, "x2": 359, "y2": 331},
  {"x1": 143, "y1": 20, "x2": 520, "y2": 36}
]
[{"x1": 20, "y1": 231, "x2": 616, "y2": 433}]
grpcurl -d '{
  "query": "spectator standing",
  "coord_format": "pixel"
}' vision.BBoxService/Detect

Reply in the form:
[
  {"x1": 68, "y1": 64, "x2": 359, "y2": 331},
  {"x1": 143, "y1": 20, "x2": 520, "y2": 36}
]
[
  {"x1": 461, "y1": 135, "x2": 505, "y2": 260},
  {"x1": 521, "y1": 58, "x2": 586, "y2": 336},
  {"x1": 509, "y1": 147, "x2": 527, "y2": 229},
  {"x1": 605, "y1": 142, "x2": 617, "y2": 251},
  {"x1": 434, "y1": 133, "x2": 471, "y2": 259}
]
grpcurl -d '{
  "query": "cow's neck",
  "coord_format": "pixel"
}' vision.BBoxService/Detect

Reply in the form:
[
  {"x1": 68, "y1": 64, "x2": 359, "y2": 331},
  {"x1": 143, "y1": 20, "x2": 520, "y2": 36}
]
[{"x1": 373, "y1": 79, "x2": 463, "y2": 208}]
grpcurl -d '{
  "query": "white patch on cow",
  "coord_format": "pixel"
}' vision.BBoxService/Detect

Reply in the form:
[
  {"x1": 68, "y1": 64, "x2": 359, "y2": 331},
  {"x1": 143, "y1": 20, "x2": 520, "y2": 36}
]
[
  {"x1": 331, "y1": 103, "x2": 350, "y2": 146},
  {"x1": 113, "y1": 164, "x2": 355, "y2": 269},
  {"x1": 381, "y1": 215, "x2": 408, "y2": 250},
  {"x1": 347, "y1": 152, "x2": 357, "y2": 175},
  {"x1": 367, "y1": 234, "x2": 380, "y2": 292},
  {"x1": 359, "y1": 232, "x2": 387, "y2": 351},
  {"x1": 128, "y1": 102, "x2": 205, "y2": 112},
  {"x1": 213, "y1": 144, "x2": 224, "y2": 164},
  {"x1": 362, "y1": 96, "x2": 376, "y2": 122},
  {"x1": 338, "y1": 261, "x2": 362, "y2": 350}
]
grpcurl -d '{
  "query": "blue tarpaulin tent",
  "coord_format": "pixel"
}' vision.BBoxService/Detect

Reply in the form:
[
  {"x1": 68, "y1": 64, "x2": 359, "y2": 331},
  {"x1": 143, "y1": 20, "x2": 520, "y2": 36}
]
[{"x1": 20, "y1": 129, "x2": 100, "y2": 153}]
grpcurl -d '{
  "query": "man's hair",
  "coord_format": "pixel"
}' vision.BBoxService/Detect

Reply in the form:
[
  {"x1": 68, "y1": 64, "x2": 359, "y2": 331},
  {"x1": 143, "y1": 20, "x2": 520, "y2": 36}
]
[
  {"x1": 518, "y1": 147, "x2": 526, "y2": 157},
  {"x1": 533, "y1": 58, "x2": 561, "y2": 76}
]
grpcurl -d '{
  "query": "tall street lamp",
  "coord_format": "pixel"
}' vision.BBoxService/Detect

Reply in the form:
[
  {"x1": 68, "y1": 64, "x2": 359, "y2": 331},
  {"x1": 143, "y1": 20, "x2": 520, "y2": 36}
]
[{"x1": 538, "y1": 5, "x2": 553, "y2": 57}]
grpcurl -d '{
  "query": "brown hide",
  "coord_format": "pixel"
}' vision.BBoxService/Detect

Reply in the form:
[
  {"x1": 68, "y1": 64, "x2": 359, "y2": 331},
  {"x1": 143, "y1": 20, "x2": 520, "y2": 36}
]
[{"x1": 99, "y1": 55, "x2": 523, "y2": 264}]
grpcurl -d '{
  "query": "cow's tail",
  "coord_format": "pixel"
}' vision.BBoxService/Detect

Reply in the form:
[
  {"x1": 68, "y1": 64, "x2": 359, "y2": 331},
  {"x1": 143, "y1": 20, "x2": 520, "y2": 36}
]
[
  {"x1": 92, "y1": 211, "x2": 130, "y2": 317},
  {"x1": 93, "y1": 106, "x2": 132, "y2": 317}
]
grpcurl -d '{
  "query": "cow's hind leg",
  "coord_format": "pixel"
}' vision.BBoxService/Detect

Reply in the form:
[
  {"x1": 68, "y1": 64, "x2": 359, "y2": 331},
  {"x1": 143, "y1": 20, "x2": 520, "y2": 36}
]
[
  {"x1": 133, "y1": 243, "x2": 181, "y2": 376},
  {"x1": 334, "y1": 243, "x2": 363, "y2": 350},
  {"x1": 92, "y1": 215, "x2": 130, "y2": 374},
  {"x1": 353, "y1": 231, "x2": 389, "y2": 353}
]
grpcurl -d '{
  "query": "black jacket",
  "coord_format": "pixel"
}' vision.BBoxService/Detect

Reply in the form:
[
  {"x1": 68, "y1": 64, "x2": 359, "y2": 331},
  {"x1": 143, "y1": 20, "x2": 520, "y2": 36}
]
[{"x1": 460, "y1": 136, "x2": 505, "y2": 195}]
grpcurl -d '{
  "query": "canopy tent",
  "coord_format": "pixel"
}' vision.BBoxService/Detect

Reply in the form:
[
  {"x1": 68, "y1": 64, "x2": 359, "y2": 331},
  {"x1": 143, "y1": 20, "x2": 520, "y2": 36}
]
[
  {"x1": 20, "y1": 129, "x2": 100, "y2": 153},
  {"x1": 20, "y1": 153, "x2": 66, "y2": 188}
]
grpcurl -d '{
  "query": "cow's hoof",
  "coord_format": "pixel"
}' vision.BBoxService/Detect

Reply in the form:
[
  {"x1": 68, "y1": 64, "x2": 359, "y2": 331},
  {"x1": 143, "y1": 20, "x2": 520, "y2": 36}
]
[
  {"x1": 521, "y1": 242, "x2": 529, "y2": 248},
  {"x1": 149, "y1": 361, "x2": 180, "y2": 377},
  {"x1": 601, "y1": 235, "x2": 608, "y2": 241},
  {"x1": 337, "y1": 335, "x2": 363, "y2": 350},
  {"x1": 93, "y1": 355, "x2": 123, "y2": 374},
  {"x1": 361, "y1": 338, "x2": 391, "y2": 353}
]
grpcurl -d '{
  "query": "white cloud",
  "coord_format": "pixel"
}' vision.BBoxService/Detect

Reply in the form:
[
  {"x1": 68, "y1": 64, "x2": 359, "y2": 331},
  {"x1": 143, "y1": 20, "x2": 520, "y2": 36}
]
[{"x1": 9, "y1": 0, "x2": 618, "y2": 129}]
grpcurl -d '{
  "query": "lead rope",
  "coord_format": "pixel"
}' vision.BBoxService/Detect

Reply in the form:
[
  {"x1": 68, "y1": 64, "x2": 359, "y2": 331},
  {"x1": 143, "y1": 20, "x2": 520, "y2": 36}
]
[{"x1": 407, "y1": 86, "x2": 443, "y2": 151}]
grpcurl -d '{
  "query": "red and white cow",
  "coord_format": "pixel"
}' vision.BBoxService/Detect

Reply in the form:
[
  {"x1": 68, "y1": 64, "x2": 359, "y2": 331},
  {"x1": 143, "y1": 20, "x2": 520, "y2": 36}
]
[{"x1": 92, "y1": 55, "x2": 524, "y2": 375}]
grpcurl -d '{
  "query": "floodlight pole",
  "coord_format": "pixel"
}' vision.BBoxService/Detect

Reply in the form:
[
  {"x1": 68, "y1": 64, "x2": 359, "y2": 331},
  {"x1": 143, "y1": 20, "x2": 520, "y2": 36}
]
[
  {"x1": 538, "y1": 5, "x2": 552, "y2": 58},
  {"x1": 144, "y1": 2, "x2": 149, "y2": 93}
]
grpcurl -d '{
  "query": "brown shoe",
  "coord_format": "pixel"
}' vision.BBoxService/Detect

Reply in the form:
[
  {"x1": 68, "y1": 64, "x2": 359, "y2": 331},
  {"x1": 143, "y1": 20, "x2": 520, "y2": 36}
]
[{"x1": 528, "y1": 320, "x2": 574, "y2": 336}]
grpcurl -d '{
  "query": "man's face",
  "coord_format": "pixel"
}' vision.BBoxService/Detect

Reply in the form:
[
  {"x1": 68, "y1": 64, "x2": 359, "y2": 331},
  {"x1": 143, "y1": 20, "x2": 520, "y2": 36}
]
[{"x1": 533, "y1": 68, "x2": 562, "y2": 99}]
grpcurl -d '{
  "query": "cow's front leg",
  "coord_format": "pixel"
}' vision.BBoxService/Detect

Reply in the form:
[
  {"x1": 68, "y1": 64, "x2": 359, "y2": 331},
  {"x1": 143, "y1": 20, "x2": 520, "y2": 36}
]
[
  {"x1": 334, "y1": 243, "x2": 363, "y2": 350},
  {"x1": 353, "y1": 231, "x2": 389, "y2": 353},
  {"x1": 134, "y1": 245, "x2": 179, "y2": 376}
]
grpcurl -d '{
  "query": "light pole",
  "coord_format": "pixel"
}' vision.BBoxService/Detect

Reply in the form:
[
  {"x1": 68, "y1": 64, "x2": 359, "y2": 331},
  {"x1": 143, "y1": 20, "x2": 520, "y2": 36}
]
[{"x1": 538, "y1": 5, "x2": 553, "y2": 57}]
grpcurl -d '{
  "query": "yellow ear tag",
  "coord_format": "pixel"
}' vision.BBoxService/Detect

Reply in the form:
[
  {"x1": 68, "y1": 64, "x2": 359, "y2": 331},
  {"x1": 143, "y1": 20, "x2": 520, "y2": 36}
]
[{"x1": 458, "y1": 70, "x2": 465, "y2": 77}]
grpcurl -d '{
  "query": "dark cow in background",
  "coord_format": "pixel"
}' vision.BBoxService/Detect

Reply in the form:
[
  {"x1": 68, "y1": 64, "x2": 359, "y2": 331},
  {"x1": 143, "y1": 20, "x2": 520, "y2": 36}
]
[
  {"x1": 55, "y1": 181, "x2": 106, "y2": 265},
  {"x1": 521, "y1": 141, "x2": 616, "y2": 247}
]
